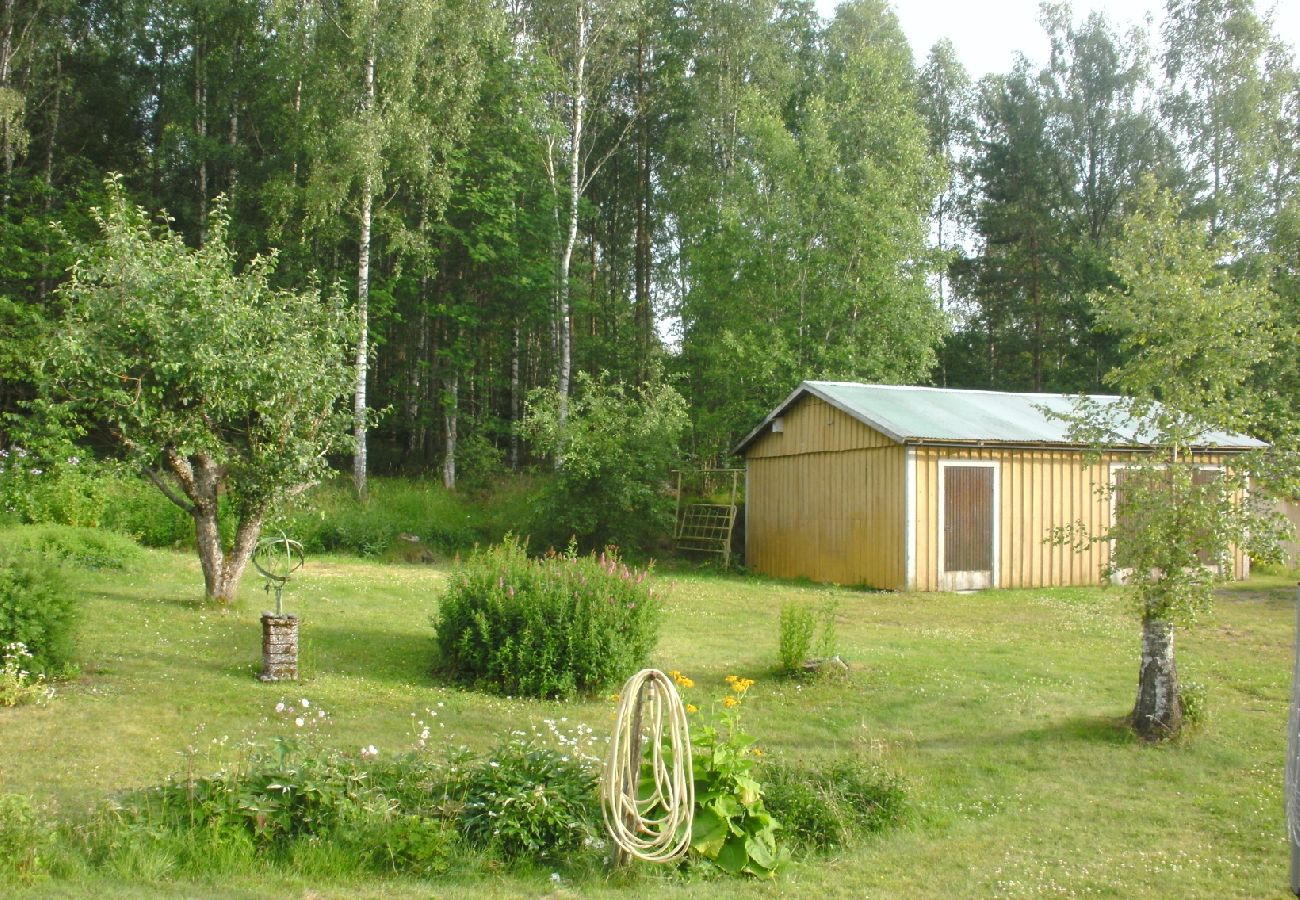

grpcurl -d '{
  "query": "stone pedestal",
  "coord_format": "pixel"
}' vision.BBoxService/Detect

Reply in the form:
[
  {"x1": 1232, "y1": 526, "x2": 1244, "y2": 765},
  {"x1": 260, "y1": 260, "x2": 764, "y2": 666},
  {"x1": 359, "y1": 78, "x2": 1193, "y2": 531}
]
[{"x1": 259, "y1": 613, "x2": 299, "y2": 682}]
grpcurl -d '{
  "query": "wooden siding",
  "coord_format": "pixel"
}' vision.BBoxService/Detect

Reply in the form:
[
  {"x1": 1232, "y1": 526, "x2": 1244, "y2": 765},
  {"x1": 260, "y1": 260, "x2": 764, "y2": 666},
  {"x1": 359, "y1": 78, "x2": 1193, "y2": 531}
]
[
  {"x1": 910, "y1": 446, "x2": 1248, "y2": 591},
  {"x1": 747, "y1": 395, "x2": 895, "y2": 458},
  {"x1": 745, "y1": 397, "x2": 905, "y2": 588}
]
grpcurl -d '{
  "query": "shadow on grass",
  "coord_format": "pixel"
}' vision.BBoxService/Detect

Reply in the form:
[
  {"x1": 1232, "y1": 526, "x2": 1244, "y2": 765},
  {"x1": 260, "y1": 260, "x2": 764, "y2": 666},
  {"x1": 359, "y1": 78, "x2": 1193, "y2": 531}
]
[
  {"x1": 299, "y1": 622, "x2": 436, "y2": 685},
  {"x1": 923, "y1": 714, "x2": 1132, "y2": 755}
]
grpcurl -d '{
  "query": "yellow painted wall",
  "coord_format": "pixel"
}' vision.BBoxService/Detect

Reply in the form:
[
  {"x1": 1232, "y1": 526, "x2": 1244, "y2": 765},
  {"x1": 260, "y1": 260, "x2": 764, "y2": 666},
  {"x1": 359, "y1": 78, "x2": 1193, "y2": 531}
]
[
  {"x1": 910, "y1": 446, "x2": 1248, "y2": 591},
  {"x1": 745, "y1": 396, "x2": 905, "y2": 587},
  {"x1": 743, "y1": 394, "x2": 1249, "y2": 590}
]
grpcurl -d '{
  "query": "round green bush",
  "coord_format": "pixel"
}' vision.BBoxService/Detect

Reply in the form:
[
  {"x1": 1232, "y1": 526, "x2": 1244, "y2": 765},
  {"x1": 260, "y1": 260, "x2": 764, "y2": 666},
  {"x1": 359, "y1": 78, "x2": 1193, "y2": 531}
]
[
  {"x1": 434, "y1": 538, "x2": 661, "y2": 699},
  {"x1": 0, "y1": 549, "x2": 76, "y2": 677}
]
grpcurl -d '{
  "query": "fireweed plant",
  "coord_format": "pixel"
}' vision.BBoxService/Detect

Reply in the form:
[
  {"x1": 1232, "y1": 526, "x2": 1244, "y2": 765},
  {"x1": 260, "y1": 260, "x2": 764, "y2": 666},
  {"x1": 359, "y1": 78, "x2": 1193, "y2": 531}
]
[{"x1": 435, "y1": 537, "x2": 661, "y2": 699}]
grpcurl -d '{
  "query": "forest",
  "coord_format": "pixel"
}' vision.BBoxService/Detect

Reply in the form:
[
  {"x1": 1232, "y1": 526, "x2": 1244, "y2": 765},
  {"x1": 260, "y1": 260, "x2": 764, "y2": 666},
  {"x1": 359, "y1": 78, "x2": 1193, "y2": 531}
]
[{"x1": 0, "y1": 0, "x2": 1296, "y2": 485}]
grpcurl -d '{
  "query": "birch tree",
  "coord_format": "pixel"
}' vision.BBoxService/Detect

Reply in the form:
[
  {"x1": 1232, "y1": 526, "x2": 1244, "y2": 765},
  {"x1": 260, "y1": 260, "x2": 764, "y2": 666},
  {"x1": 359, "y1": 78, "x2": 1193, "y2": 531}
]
[{"x1": 1055, "y1": 176, "x2": 1290, "y2": 740}]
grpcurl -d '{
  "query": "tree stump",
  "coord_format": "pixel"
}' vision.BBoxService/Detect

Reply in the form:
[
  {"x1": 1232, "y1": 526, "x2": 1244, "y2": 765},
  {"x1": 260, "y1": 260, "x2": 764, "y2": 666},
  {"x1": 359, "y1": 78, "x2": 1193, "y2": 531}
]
[{"x1": 259, "y1": 613, "x2": 299, "y2": 681}]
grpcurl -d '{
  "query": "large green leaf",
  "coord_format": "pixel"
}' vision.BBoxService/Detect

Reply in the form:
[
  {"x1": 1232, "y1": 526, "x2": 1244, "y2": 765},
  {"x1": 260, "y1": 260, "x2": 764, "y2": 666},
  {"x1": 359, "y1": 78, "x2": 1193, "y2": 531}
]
[
  {"x1": 714, "y1": 833, "x2": 748, "y2": 874},
  {"x1": 691, "y1": 806, "x2": 728, "y2": 857}
]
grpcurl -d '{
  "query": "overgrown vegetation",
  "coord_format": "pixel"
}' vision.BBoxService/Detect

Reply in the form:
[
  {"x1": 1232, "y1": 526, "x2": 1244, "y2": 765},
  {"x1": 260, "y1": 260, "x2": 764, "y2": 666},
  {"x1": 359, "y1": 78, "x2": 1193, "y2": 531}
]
[
  {"x1": 521, "y1": 370, "x2": 688, "y2": 553},
  {"x1": 762, "y1": 758, "x2": 907, "y2": 852},
  {"x1": 0, "y1": 547, "x2": 76, "y2": 677},
  {"x1": 66, "y1": 711, "x2": 605, "y2": 883},
  {"x1": 434, "y1": 538, "x2": 660, "y2": 699}
]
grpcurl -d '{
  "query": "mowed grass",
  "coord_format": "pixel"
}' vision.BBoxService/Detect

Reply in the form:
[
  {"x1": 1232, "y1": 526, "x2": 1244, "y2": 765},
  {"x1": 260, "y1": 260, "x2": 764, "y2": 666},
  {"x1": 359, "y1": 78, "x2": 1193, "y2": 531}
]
[{"x1": 1, "y1": 548, "x2": 1296, "y2": 898}]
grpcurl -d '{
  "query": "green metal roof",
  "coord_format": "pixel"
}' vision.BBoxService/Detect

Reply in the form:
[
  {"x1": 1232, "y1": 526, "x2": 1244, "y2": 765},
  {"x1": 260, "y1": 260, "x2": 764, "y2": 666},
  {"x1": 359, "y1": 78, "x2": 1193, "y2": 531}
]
[{"x1": 734, "y1": 381, "x2": 1267, "y2": 454}]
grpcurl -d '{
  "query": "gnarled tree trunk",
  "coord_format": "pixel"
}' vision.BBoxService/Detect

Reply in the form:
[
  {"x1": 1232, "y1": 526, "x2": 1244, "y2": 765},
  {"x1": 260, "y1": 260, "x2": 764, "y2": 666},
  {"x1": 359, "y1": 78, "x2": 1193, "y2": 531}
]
[
  {"x1": 155, "y1": 449, "x2": 265, "y2": 604},
  {"x1": 1133, "y1": 616, "x2": 1182, "y2": 740}
]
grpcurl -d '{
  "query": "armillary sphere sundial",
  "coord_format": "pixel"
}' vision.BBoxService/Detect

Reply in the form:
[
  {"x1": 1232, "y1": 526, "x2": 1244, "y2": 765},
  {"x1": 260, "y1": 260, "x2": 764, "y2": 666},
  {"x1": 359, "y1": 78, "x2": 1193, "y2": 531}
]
[{"x1": 253, "y1": 533, "x2": 305, "y2": 617}]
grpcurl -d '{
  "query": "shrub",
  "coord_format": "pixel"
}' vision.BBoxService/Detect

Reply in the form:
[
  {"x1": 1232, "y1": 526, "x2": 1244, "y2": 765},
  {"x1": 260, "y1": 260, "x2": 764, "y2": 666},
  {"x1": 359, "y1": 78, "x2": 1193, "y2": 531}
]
[
  {"x1": 0, "y1": 549, "x2": 76, "y2": 677},
  {"x1": 778, "y1": 604, "x2": 816, "y2": 675},
  {"x1": 98, "y1": 729, "x2": 461, "y2": 873},
  {"x1": 458, "y1": 736, "x2": 600, "y2": 861},
  {"x1": 434, "y1": 538, "x2": 660, "y2": 699},
  {"x1": 0, "y1": 524, "x2": 144, "y2": 570},
  {"x1": 762, "y1": 757, "x2": 907, "y2": 852},
  {"x1": 0, "y1": 794, "x2": 55, "y2": 885},
  {"x1": 520, "y1": 370, "x2": 687, "y2": 553}
]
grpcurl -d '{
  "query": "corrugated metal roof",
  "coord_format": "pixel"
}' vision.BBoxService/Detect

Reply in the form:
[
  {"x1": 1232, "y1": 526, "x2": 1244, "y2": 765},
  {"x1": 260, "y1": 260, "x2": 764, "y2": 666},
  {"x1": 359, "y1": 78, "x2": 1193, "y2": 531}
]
[{"x1": 734, "y1": 381, "x2": 1267, "y2": 454}]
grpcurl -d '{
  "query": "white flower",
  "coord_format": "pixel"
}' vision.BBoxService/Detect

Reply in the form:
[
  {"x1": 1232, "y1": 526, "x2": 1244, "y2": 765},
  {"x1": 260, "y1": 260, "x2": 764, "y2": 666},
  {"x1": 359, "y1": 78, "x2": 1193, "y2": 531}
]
[
  {"x1": 300, "y1": 698, "x2": 310, "y2": 708},
  {"x1": 275, "y1": 702, "x2": 286, "y2": 713},
  {"x1": 294, "y1": 717, "x2": 305, "y2": 727},
  {"x1": 361, "y1": 744, "x2": 378, "y2": 759},
  {"x1": 550, "y1": 872, "x2": 561, "y2": 884}
]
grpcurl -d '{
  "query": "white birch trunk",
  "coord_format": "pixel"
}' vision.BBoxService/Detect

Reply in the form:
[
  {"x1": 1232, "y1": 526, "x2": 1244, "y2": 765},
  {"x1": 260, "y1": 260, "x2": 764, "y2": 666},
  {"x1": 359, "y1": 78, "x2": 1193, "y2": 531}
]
[
  {"x1": 353, "y1": 28, "x2": 376, "y2": 502},
  {"x1": 1133, "y1": 616, "x2": 1182, "y2": 740}
]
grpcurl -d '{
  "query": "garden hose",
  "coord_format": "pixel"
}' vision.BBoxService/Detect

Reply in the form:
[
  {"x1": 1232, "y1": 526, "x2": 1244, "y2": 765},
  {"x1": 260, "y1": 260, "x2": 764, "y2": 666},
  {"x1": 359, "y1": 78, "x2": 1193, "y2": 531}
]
[{"x1": 600, "y1": 668, "x2": 695, "y2": 864}]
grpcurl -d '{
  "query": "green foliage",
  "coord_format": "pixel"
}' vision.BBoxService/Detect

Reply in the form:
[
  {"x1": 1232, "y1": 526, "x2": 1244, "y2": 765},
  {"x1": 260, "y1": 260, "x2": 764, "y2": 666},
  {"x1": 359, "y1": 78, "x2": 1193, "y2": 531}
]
[
  {"x1": 0, "y1": 549, "x2": 76, "y2": 677},
  {"x1": 761, "y1": 757, "x2": 907, "y2": 852},
  {"x1": 458, "y1": 736, "x2": 600, "y2": 861},
  {"x1": 777, "y1": 598, "x2": 840, "y2": 676},
  {"x1": 521, "y1": 370, "x2": 687, "y2": 553},
  {"x1": 270, "y1": 478, "x2": 478, "y2": 558},
  {"x1": 1056, "y1": 178, "x2": 1290, "y2": 625},
  {"x1": 41, "y1": 180, "x2": 358, "y2": 601},
  {"x1": 98, "y1": 477, "x2": 199, "y2": 549},
  {"x1": 1178, "y1": 680, "x2": 1210, "y2": 730},
  {"x1": 86, "y1": 736, "x2": 460, "y2": 880},
  {"x1": 0, "y1": 450, "x2": 107, "y2": 528},
  {"x1": 777, "y1": 605, "x2": 816, "y2": 675},
  {"x1": 0, "y1": 794, "x2": 55, "y2": 885},
  {"x1": 0, "y1": 524, "x2": 143, "y2": 571},
  {"x1": 687, "y1": 677, "x2": 785, "y2": 877},
  {"x1": 434, "y1": 538, "x2": 660, "y2": 699},
  {"x1": 0, "y1": 643, "x2": 53, "y2": 708}
]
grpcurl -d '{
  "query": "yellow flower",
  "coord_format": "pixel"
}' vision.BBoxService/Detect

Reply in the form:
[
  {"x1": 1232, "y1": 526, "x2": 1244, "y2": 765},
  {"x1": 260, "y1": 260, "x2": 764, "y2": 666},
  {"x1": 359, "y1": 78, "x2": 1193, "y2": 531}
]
[
  {"x1": 609, "y1": 693, "x2": 621, "y2": 702},
  {"x1": 724, "y1": 674, "x2": 739, "y2": 684},
  {"x1": 668, "y1": 670, "x2": 681, "y2": 679},
  {"x1": 734, "y1": 678, "x2": 755, "y2": 694},
  {"x1": 723, "y1": 695, "x2": 739, "y2": 708},
  {"x1": 673, "y1": 673, "x2": 695, "y2": 689},
  {"x1": 752, "y1": 747, "x2": 763, "y2": 757},
  {"x1": 686, "y1": 703, "x2": 699, "y2": 714}
]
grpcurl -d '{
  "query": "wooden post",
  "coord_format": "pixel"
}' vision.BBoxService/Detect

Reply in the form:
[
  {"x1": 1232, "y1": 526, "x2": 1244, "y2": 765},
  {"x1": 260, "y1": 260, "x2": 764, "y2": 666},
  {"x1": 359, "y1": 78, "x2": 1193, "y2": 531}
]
[{"x1": 615, "y1": 683, "x2": 647, "y2": 867}]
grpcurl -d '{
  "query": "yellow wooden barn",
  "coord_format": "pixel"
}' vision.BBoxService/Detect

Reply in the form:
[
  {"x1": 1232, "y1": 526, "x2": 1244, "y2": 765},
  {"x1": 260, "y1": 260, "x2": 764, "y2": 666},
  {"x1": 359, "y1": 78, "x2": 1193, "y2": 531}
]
[{"x1": 734, "y1": 381, "x2": 1264, "y2": 591}]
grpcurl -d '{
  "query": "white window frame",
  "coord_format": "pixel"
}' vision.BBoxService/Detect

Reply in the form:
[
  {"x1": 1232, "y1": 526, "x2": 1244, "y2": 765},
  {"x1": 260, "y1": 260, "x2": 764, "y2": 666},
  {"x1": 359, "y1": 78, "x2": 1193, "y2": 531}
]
[{"x1": 937, "y1": 459, "x2": 1001, "y2": 591}]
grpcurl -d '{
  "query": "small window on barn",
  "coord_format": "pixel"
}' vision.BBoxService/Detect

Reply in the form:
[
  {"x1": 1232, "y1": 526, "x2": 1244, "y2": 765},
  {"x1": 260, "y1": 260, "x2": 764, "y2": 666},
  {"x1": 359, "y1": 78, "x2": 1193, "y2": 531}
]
[{"x1": 771, "y1": 417, "x2": 784, "y2": 433}]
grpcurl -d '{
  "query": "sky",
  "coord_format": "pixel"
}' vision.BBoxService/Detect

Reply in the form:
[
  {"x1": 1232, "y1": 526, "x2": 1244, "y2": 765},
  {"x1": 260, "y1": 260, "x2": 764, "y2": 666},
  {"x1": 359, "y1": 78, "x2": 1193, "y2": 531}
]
[{"x1": 814, "y1": 0, "x2": 1300, "y2": 79}]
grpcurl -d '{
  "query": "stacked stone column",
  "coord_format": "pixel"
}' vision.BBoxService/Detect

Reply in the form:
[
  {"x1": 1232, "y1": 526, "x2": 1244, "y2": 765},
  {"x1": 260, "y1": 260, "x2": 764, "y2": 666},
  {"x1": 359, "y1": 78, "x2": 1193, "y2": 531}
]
[{"x1": 259, "y1": 613, "x2": 299, "y2": 681}]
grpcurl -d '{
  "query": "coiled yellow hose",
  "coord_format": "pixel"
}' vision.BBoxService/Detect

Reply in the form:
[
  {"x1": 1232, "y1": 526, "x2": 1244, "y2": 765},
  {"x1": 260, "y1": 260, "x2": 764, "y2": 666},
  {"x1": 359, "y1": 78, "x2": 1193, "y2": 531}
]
[{"x1": 600, "y1": 668, "x2": 695, "y2": 863}]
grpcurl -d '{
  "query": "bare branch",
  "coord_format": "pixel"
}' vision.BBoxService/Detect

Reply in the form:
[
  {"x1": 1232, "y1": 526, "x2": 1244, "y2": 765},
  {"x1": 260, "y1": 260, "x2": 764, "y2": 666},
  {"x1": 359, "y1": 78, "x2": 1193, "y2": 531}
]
[{"x1": 144, "y1": 467, "x2": 197, "y2": 515}]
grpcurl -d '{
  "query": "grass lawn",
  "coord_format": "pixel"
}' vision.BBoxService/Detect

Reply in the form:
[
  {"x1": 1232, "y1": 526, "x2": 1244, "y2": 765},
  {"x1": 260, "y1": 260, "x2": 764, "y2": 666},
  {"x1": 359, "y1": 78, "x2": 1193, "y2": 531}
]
[{"x1": 2, "y1": 547, "x2": 1297, "y2": 897}]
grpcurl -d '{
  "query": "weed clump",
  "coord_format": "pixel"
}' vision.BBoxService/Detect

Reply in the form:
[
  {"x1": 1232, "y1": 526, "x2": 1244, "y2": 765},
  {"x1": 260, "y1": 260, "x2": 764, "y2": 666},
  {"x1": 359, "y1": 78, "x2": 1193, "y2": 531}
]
[{"x1": 761, "y1": 757, "x2": 907, "y2": 852}]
